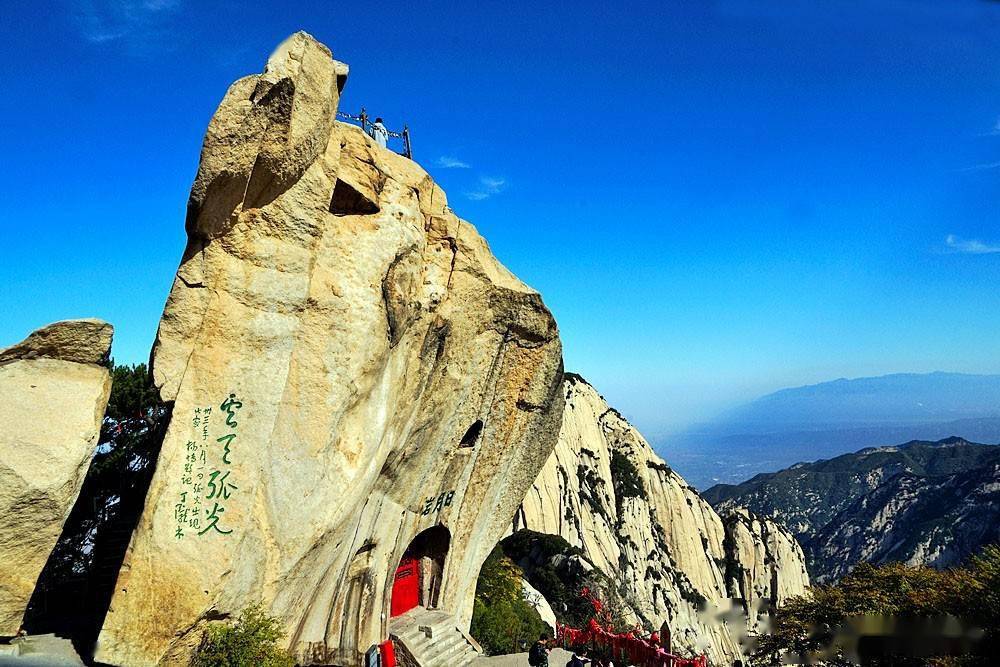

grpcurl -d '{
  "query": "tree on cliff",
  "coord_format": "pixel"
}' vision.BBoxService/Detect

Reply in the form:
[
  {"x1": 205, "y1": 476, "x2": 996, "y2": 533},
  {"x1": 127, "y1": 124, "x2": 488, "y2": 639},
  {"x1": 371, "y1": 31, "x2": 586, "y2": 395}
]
[{"x1": 753, "y1": 545, "x2": 1000, "y2": 666}]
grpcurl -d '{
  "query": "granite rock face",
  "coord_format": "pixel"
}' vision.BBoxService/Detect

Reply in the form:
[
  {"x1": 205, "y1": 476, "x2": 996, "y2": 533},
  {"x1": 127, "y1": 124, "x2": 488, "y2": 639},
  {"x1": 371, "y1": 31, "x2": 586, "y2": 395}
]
[
  {"x1": 720, "y1": 507, "x2": 809, "y2": 612},
  {"x1": 705, "y1": 437, "x2": 1000, "y2": 581},
  {"x1": 515, "y1": 375, "x2": 808, "y2": 664},
  {"x1": 95, "y1": 32, "x2": 563, "y2": 666},
  {"x1": 0, "y1": 320, "x2": 113, "y2": 635}
]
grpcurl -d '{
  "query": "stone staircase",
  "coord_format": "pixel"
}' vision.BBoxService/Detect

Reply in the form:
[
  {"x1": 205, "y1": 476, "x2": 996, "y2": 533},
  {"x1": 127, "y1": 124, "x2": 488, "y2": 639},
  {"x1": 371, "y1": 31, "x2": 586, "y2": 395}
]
[{"x1": 389, "y1": 607, "x2": 481, "y2": 667}]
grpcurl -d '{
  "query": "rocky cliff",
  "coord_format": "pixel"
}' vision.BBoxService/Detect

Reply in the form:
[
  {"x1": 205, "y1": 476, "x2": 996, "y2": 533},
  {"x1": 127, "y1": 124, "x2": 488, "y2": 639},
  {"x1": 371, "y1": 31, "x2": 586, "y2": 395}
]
[
  {"x1": 95, "y1": 32, "x2": 564, "y2": 666},
  {"x1": 514, "y1": 375, "x2": 809, "y2": 664},
  {"x1": 0, "y1": 320, "x2": 113, "y2": 635},
  {"x1": 706, "y1": 437, "x2": 1000, "y2": 581}
]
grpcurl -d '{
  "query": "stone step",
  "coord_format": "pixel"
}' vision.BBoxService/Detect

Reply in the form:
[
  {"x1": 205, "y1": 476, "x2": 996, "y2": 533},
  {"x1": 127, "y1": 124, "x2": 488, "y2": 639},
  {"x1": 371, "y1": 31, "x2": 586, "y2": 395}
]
[
  {"x1": 390, "y1": 607, "x2": 481, "y2": 667},
  {"x1": 437, "y1": 641, "x2": 475, "y2": 665},
  {"x1": 425, "y1": 638, "x2": 465, "y2": 659},
  {"x1": 424, "y1": 635, "x2": 466, "y2": 661}
]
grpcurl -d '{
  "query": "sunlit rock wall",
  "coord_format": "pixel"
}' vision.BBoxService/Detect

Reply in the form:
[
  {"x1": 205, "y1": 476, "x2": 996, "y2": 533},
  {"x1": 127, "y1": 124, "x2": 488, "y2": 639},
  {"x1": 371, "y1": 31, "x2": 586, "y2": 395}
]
[
  {"x1": 516, "y1": 375, "x2": 809, "y2": 664},
  {"x1": 0, "y1": 319, "x2": 113, "y2": 635}
]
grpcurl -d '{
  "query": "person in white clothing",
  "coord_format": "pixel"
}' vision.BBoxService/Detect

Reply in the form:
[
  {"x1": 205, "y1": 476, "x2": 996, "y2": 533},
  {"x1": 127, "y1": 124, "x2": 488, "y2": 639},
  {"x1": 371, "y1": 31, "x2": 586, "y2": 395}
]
[{"x1": 370, "y1": 117, "x2": 388, "y2": 148}]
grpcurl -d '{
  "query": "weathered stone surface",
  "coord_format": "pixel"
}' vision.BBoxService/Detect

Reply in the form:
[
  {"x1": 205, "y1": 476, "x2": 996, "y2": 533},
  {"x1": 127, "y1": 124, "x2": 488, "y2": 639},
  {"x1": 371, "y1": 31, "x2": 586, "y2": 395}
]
[
  {"x1": 0, "y1": 320, "x2": 113, "y2": 635},
  {"x1": 721, "y1": 507, "x2": 809, "y2": 611},
  {"x1": 0, "y1": 319, "x2": 112, "y2": 367},
  {"x1": 95, "y1": 32, "x2": 563, "y2": 667},
  {"x1": 515, "y1": 375, "x2": 808, "y2": 665}
]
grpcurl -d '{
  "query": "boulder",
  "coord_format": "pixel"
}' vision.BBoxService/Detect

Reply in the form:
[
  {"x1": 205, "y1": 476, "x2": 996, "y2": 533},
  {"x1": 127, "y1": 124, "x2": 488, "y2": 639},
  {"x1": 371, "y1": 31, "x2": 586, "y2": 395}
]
[
  {"x1": 515, "y1": 374, "x2": 809, "y2": 664},
  {"x1": 0, "y1": 319, "x2": 113, "y2": 635},
  {"x1": 95, "y1": 32, "x2": 563, "y2": 667}
]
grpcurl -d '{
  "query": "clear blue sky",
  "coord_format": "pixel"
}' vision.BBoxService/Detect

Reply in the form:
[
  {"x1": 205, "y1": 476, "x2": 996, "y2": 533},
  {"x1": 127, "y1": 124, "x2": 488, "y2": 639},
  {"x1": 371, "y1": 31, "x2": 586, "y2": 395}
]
[{"x1": 2, "y1": 1, "x2": 1000, "y2": 434}]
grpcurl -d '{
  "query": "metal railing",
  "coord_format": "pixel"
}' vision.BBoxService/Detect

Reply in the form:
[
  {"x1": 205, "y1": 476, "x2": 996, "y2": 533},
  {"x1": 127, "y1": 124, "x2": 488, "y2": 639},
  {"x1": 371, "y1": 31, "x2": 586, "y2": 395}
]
[{"x1": 337, "y1": 107, "x2": 412, "y2": 159}]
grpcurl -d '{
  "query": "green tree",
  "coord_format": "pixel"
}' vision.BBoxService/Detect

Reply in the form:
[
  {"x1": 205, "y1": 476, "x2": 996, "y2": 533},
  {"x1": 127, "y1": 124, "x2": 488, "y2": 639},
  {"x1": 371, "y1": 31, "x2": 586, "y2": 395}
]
[
  {"x1": 753, "y1": 547, "x2": 1000, "y2": 666},
  {"x1": 610, "y1": 450, "x2": 646, "y2": 504},
  {"x1": 470, "y1": 547, "x2": 550, "y2": 655},
  {"x1": 966, "y1": 545, "x2": 1000, "y2": 656},
  {"x1": 192, "y1": 603, "x2": 295, "y2": 667},
  {"x1": 498, "y1": 530, "x2": 641, "y2": 632}
]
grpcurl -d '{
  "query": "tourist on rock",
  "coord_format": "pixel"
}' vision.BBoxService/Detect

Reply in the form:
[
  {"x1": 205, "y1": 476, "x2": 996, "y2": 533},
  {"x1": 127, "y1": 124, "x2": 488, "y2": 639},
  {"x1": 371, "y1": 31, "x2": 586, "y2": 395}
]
[
  {"x1": 371, "y1": 117, "x2": 389, "y2": 148},
  {"x1": 567, "y1": 652, "x2": 589, "y2": 667},
  {"x1": 528, "y1": 633, "x2": 550, "y2": 667}
]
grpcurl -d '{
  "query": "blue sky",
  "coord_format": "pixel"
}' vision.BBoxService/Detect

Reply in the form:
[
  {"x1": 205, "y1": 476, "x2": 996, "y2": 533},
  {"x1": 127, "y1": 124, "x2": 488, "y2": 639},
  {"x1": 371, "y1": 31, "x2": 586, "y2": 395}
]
[{"x1": 2, "y1": 1, "x2": 1000, "y2": 434}]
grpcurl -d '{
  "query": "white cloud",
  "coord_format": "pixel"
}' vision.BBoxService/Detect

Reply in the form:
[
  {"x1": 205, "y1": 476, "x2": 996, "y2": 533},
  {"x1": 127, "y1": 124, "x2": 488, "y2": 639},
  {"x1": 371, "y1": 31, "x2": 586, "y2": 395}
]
[
  {"x1": 945, "y1": 234, "x2": 1000, "y2": 255},
  {"x1": 958, "y1": 161, "x2": 1000, "y2": 172},
  {"x1": 465, "y1": 176, "x2": 506, "y2": 201},
  {"x1": 974, "y1": 116, "x2": 1000, "y2": 137},
  {"x1": 73, "y1": 0, "x2": 180, "y2": 44},
  {"x1": 434, "y1": 156, "x2": 470, "y2": 169}
]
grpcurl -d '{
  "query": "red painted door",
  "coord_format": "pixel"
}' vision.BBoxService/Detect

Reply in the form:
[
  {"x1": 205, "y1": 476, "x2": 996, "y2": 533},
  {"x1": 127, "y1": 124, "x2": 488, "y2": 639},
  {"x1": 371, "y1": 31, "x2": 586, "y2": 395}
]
[{"x1": 390, "y1": 556, "x2": 420, "y2": 617}]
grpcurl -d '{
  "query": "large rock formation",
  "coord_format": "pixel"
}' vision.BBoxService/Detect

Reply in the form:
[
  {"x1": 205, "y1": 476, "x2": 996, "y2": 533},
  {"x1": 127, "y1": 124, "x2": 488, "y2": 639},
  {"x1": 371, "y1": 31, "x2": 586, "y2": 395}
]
[
  {"x1": 95, "y1": 32, "x2": 564, "y2": 666},
  {"x1": 0, "y1": 319, "x2": 113, "y2": 635},
  {"x1": 515, "y1": 374, "x2": 809, "y2": 664},
  {"x1": 721, "y1": 508, "x2": 809, "y2": 610}
]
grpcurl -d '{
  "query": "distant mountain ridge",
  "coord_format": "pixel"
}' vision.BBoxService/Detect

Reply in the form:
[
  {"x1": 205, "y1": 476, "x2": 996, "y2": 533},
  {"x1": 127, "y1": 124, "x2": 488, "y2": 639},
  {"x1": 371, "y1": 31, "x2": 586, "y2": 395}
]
[
  {"x1": 661, "y1": 372, "x2": 1000, "y2": 489},
  {"x1": 703, "y1": 437, "x2": 1000, "y2": 581},
  {"x1": 713, "y1": 372, "x2": 1000, "y2": 430}
]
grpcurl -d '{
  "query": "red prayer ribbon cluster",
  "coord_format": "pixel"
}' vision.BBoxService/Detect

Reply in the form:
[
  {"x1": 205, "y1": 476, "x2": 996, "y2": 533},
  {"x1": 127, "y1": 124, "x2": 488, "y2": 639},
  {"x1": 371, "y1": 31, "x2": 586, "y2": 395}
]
[{"x1": 556, "y1": 589, "x2": 707, "y2": 667}]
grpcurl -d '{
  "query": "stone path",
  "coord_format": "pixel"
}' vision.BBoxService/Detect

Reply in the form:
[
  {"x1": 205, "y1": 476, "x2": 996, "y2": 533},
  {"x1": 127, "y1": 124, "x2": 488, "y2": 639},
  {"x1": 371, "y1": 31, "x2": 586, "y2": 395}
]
[
  {"x1": 0, "y1": 634, "x2": 579, "y2": 667},
  {"x1": 0, "y1": 635, "x2": 85, "y2": 666},
  {"x1": 474, "y1": 647, "x2": 575, "y2": 666}
]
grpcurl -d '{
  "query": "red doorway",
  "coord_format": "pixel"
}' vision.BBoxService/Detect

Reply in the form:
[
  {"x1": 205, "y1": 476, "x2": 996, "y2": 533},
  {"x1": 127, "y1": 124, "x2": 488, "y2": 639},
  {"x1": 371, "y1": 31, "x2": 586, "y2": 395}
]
[
  {"x1": 389, "y1": 525, "x2": 450, "y2": 618},
  {"x1": 390, "y1": 556, "x2": 421, "y2": 617}
]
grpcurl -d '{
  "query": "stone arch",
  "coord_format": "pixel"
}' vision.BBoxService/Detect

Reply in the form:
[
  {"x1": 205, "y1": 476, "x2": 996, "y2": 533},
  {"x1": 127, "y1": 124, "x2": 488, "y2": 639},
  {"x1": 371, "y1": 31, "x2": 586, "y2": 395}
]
[{"x1": 389, "y1": 525, "x2": 451, "y2": 618}]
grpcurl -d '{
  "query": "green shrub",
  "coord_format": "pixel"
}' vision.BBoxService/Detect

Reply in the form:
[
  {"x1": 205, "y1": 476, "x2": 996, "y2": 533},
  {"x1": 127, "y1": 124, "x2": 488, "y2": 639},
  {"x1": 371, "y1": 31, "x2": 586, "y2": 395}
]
[
  {"x1": 499, "y1": 531, "x2": 639, "y2": 632},
  {"x1": 470, "y1": 547, "x2": 550, "y2": 655},
  {"x1": 610, "y1": 450, "x2": 646, "y2": 506},
  {"x1": 754, "y1": 545, "x2": 1000, "y2": 666},
  {"x1": 192, "y1": 603, "x2": 295, "y2": 667}
]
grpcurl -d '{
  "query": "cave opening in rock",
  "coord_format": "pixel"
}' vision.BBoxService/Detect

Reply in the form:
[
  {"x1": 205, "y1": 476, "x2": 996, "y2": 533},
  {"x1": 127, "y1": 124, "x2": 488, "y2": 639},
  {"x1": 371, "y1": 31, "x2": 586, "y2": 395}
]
[
  {"x1": 330, "y1": 179, "x2": 379, "y2": 215},
  {"x1": 459, "y1": 420, "x2": 483, "y2": 448},
  {"x1": 390, "y1": 525, "x2": 450, "y2": 618}
]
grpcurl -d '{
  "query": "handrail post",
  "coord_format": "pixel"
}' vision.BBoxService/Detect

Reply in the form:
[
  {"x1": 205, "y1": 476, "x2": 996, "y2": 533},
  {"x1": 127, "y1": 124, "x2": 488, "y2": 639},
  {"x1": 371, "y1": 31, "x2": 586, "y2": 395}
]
[{"x1": 403, "y1": 125, "x2": 412, "y2": 159}]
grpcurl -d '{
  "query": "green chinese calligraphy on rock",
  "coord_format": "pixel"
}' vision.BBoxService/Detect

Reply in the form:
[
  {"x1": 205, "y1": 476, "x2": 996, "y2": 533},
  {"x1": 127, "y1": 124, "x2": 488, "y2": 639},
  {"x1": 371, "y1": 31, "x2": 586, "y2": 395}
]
[
  {"x1": 206, "y1": 469, "x2": 238, "y2": 500},
  {"x1": 220, "y1": 393, "x2": 243, "y2": 428},
  {"x1": 198, "y1": 502, "x2": 232, "y2": 536},
  {"x1": 216, "y1": 433, "x2": 235, "y2": 465}
]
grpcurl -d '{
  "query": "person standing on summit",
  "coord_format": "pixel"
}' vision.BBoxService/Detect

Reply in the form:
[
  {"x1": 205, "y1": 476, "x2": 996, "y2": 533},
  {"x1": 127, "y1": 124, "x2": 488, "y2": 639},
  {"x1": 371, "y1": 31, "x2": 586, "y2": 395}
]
[{"x1": 370, "y1": 117, "x2": 389, "y2": 148}]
